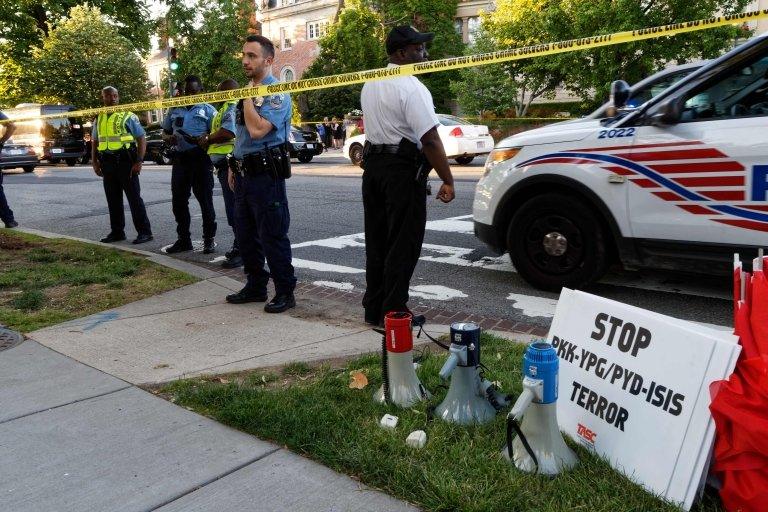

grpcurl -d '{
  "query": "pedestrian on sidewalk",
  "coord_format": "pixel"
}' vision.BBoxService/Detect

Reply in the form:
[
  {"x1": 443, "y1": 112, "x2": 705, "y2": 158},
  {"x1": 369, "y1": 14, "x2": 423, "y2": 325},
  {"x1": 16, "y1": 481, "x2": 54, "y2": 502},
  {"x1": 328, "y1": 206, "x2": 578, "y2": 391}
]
[
  {"x1": 0, "y1": 110, "x2": 18, "y2": 228},
  {"x1": 360, "y1": 25, "x2": 455, "y2": 326},
  {"x1": 162, "y1": 76, "x2": 218, "y2": 254},
  {"x1": 91, "y1": 86, "x2": 153, "y2": 245},
  {"x1": 316, "y1": 123, "x2": 326, "y2": 152},
  {"x1": 322, "y1": 117, "x2": 333, "y2": 149},
  {"x1": 225, "y1": 34, "x2": 297, "y2": 314},
  {"x1": 196, "y1": 79, "x2": 242, "y2": 268},
  {"x1": 332, "y1": 118, "x2": 343, "y2": 149}
]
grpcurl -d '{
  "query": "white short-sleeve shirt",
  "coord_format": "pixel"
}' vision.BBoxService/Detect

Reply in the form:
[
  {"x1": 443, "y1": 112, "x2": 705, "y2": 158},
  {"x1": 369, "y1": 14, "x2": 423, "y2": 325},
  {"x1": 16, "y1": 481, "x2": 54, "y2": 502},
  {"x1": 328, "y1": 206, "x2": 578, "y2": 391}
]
[{"x1": 361, "y1": 63, "x2": 439, "y2": 149}]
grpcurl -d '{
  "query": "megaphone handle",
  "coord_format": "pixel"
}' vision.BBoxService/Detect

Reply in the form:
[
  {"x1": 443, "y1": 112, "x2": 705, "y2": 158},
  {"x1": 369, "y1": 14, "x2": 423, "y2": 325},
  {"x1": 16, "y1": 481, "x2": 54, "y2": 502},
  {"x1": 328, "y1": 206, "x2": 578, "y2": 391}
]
[
  {"x1": 511, "y1": 387, "x2": 535, "y2": 420},
  {"x1": 506, "y1": 416, "x2": 539, "y2": 473}
]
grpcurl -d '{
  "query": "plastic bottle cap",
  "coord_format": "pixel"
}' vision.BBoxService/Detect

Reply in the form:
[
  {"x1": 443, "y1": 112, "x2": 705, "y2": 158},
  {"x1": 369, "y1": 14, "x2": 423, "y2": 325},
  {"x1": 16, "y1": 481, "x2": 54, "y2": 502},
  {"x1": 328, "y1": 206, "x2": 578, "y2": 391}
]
[{"x1": 379, "y1": 414, "x2": 399, "y2": 430}]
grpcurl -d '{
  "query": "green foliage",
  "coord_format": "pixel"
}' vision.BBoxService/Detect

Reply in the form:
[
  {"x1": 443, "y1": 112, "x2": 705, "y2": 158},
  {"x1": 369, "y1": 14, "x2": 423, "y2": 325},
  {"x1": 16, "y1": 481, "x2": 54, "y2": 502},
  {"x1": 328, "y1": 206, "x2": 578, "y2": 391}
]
[
  {"x1": 0, "y1": 0, "x2": 152, "y2": 61},
  {"x1": 299, "y1": 1, "x2": 386, "y2": 120},
  {"x1": 483, "y1": 0, "x2": 752, "y2": 110},
  {"x1": 20, "y1": 5, "x2": 150, "y2": 108},
  {"x1": 370, "y1": 0, "x2": 464, "y2": 113},
  {"x1": 166, "y1": 0, "x2": 256, "y2": 92}
]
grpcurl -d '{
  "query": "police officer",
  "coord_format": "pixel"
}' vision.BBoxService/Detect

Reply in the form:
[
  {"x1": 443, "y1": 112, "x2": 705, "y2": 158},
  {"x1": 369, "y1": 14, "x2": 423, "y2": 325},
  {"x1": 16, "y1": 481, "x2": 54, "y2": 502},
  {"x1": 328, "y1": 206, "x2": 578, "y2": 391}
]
[
  {"x1": 162, "y1": 76, "x2": 218, "y2": 254},
  {"x1": 225, "y1": 35, "x2": 296, "y2": 313},
  {"x1": 91, "y1": 86, "x2": 153, "y2": 244},
  {"x1": 360, "y1": 26, "x2": 455, "y2": 326},
  {"x1": 0, "y1": 110, "x2": 18, "y2": 228},
  {"x1": 197, "y1": 79, "x2": 242, "y2": 268}
]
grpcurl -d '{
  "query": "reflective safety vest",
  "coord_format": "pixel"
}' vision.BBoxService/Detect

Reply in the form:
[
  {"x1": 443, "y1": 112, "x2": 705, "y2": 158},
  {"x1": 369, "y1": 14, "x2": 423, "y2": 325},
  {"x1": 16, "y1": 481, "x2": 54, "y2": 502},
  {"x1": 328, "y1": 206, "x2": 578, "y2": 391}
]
[
  {"x1": 207, "y1": 101, "x2": 237, "y2": 156},
  {"x1": 96, "y1": 112, "x2": 136, "y2": 152}
]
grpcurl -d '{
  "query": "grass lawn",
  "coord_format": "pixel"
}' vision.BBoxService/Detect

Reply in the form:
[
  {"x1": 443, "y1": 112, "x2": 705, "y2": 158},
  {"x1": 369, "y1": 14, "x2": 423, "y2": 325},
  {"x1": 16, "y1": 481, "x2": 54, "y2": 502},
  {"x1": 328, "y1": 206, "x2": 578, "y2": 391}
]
[
  {"x1": 160, "y1": 333, "x2": 724, "y2": 512},
  {"x1": 0, "y1": 230, "x2": 196, "y2": 332}
]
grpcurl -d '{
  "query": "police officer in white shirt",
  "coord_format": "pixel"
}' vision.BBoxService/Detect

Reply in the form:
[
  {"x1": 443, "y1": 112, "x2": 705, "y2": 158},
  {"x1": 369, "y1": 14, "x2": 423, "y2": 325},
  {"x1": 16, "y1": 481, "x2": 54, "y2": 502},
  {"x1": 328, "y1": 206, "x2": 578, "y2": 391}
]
[{"x1": 360, "y1": 25, "x2": 455, "y2": 327}]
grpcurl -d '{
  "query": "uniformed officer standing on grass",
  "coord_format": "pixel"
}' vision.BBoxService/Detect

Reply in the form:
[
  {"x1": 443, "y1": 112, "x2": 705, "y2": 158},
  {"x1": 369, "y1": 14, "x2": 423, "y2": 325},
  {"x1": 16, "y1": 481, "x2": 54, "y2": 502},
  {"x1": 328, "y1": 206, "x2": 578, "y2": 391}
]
[
  {"x1": 91, "y1": 86, "x2": 153, "y2": 244},
  {"x1": 360, "y1": 26, "x2": 455, "y2": 326},
  {"x1": 197, "y1": 79, "x2": 242, "y2": 268},
  {"x1": 162, "y1": 76, "x2": 218, "y2": 254},
  {"x1": 224, "y1": 35, "x2": 297, "y2": 313}
]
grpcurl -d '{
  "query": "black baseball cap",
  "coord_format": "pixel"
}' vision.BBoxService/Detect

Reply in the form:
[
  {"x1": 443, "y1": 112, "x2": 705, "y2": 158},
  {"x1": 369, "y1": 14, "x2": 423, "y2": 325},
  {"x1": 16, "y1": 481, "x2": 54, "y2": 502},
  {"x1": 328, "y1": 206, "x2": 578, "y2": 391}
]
[{"x1": 385, "y1": 26, "x2": 434, "y2": 55}]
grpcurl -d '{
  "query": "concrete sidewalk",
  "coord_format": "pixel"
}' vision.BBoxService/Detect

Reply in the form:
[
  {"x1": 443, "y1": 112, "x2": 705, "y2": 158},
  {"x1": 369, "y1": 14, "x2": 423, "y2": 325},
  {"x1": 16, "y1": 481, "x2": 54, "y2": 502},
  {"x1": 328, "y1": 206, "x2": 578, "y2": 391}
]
[{"x1": 0, "y1": 230, "x2": 528, "y2": 511}]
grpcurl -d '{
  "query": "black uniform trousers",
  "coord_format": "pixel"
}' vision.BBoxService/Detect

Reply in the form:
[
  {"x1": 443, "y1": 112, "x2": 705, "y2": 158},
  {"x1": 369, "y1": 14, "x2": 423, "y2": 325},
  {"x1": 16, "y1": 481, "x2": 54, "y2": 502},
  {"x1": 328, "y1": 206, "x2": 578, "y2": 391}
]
[
  {"x1": 171, "y1": 147, "x2": 216, "y2": 241},
  {"x1": 233, "y1": 170, "x2": 296, "y2": 296},
  {"x1": 214, "y1": 158, "x2": 238, "y2": 251},
  {"x1": 362, "y1": 154, "x2": 427, "y2": 323},
  {"x1": 100, "y1": 150, "x2": 151, "y2": 236},
  {"x1": 0, "y1": 169, "x2": 14, "y2": 225}
]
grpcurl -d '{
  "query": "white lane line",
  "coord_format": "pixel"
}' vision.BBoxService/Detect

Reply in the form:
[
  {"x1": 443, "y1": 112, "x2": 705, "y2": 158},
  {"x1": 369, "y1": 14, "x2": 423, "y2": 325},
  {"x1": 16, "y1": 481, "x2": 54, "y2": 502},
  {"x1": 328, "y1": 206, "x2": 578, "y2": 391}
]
[
  {"x1": 313, "y1": 280, "x2": 354, "y2": 290},
  {"x1": 292, "y1": 233, "x2": 365, "y2": 249},
  {"x1": 506, "y1": 293, "x2": 558, "y2": 318},
  {"x1": 425, "y1": 215, "x2": 474, "y2": 234},
  {"x1": 292, "y1": 258, "x2": 365, "y2": 274},
  {"x1": 421, "y1": 243, "x2": 514, "y2": 271},
  {"x1": 409, "y1": 285, "x2": 468, "y2": 300}
]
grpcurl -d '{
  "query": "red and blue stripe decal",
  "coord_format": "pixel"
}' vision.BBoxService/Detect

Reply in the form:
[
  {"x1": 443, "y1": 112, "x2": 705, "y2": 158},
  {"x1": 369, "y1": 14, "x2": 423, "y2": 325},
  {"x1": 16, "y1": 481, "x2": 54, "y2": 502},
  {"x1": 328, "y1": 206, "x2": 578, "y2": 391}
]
[{"x1": 518, "y1": 141, "x2": 768, "y2": 232}]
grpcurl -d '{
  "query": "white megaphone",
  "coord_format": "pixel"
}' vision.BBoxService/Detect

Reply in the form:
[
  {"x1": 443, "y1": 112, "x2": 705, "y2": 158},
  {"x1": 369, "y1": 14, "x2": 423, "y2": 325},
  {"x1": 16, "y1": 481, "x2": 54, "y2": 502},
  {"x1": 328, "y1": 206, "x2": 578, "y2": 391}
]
[
  {"x1": 503, "y1": 341, "x2": 577, "y2": 475},
  {"x1": 373, "y1": 312, "x2": 430, "y2": 408},
  {"x1": 434, "y1": 323, "x2": 510, "y2": 425}
]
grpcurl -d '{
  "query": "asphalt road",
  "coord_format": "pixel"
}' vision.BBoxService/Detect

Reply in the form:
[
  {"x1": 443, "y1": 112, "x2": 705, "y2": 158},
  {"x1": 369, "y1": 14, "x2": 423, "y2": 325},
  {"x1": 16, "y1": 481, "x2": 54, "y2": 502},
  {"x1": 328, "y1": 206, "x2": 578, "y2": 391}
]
[{"x1": 2, "y1": 150, "x2": 732, "y2": 328}]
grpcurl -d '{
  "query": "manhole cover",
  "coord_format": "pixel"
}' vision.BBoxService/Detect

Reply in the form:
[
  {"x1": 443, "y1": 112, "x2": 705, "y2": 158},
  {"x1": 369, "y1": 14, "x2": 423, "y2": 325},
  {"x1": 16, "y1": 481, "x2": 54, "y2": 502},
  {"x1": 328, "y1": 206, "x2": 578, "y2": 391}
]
[{"x1": 0, "y1": 327, "x2": 23, "y2": 352}]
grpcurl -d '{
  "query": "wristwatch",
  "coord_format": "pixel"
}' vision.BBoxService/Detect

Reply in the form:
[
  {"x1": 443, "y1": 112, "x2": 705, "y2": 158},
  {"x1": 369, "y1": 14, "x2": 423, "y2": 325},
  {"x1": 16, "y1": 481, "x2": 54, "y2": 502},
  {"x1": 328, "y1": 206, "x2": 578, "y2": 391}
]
[{"x1": 253, "y1": 96, "x2": 265, "y2": 108}]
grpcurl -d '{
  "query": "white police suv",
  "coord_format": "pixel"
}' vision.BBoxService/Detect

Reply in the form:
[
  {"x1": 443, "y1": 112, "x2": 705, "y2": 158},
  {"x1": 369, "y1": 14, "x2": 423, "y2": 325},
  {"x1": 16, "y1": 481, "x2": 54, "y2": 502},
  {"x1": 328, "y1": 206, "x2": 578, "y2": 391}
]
[{"x1": 473, "y1": 34, "x2": 768, "y2": 291}]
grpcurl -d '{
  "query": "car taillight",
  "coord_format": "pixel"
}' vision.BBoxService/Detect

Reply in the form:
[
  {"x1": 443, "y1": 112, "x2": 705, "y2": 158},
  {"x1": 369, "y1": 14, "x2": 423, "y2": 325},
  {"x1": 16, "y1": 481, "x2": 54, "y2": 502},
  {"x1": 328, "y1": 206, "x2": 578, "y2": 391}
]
[{"x1": 448, "y1": 127, "x2": 464, "y2": 137}]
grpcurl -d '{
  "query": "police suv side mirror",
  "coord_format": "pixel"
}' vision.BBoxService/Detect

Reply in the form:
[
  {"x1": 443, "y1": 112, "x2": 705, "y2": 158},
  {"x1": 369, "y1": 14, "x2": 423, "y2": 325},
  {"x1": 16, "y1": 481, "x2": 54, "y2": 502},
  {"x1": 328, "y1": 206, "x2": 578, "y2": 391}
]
[{"x1": 650, "y1": 99, "x2": 682, "y2": 126}]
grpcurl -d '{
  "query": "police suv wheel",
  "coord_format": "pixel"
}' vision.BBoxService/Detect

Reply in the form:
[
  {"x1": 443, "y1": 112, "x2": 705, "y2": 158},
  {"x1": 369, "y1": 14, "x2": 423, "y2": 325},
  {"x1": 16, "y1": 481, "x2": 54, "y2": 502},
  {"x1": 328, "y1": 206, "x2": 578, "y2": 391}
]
[
  {"x1": 507, "y1": 193, "x2": 608, "y2": 291},
  {"x1": 22, "y1": 166, "x2": 35, "y2": 173},
  {"x1": 298, "y1": 153, "x2": 313, "y2": 163},
  {"x1": 65, "y1": 158, "x2": 77, "y2": 167},
  {"x1": 349, "y1": 143, "x2": 363, "y2": 166}
]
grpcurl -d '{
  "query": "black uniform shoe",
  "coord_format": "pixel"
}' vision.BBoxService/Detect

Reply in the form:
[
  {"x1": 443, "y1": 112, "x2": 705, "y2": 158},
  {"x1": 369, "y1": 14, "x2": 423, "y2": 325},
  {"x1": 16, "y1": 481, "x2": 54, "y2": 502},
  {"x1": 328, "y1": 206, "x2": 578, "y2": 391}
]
[
  {"x1": 226, "y1": 287, "x2": 268, "y2": 304},
  {"x1": 203, "y1": 238, "x2": 216, "y2": 254},
  {"x1": 221, "y1": 255, "x2": 243, "y2": 268},
  {"x1": 3, "y1": 220, "x2": 18, "y2": 228},
  {"x1": 264, "y1": 294, "x2": 296, "y2": 313},
  {"x1": 132, "y1": 233, "x2": 154, "y2": 245},
  {"x1": 225, "y1": 247, "x2": 240, "y2": 260},
  {"x1": 100, "y1": 232, "x2": 126, "y2": 243},
  {"x1": 165, "y1": 239, "x2": 193, "y2": 253}
]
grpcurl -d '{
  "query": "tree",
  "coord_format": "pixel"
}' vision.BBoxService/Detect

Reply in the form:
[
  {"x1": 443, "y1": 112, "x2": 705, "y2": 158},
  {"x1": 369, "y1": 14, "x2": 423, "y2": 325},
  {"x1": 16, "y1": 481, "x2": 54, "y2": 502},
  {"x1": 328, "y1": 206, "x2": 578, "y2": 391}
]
[
  {"x1": 0, "y1": 0, "x2": 152, "y2": 61},
  {"x1": 298, "y1": 1, "x2": 385, "y2": 120},
  {"x1": 164, "y1": 0, "x2": 257, "y2": 93},
  {"x1": 483, "y1": 0, "x2": 752, "y2": 110},
  {"x1": 369, "y1": 0, "x2": 464, "y2": 112},
  {"x1": 28, "y1": 5, "x2": 150, "y2": 108}
]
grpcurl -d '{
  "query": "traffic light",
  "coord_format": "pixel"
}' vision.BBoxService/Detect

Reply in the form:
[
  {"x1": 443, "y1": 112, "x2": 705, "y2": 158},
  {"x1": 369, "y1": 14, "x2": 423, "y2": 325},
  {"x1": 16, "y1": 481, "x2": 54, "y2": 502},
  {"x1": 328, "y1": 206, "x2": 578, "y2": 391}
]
[{"x1": 169, "y1": 47, "x2": 179, "y2": 72}]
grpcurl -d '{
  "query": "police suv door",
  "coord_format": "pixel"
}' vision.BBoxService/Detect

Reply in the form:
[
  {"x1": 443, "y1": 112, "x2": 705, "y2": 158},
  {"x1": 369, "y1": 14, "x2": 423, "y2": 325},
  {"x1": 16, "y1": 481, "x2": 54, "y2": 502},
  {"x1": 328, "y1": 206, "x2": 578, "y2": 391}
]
[{"x1": 626, "y1": 50, "x2": 768, "y2": 248}]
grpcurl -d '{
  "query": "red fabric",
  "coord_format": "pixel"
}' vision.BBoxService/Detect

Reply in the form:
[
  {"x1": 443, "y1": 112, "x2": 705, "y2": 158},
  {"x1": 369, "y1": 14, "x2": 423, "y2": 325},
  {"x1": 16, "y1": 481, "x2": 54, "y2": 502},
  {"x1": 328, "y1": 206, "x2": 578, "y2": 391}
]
[
  {"x1": 749, "y1": 270, "x2": 768, "y2": 356},
  {"x1": 735, "y1": 301, "x2": 759, "y2": 360},
  {"x1": 710, "y1": 356, "x2": 768, "y2": 512}
]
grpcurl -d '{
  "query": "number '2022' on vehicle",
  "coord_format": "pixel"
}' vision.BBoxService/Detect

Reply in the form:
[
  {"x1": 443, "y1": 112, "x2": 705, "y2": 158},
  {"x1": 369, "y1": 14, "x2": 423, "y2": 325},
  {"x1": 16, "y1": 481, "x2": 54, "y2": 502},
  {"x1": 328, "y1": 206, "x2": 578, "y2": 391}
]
[{"x1": 473, "y1": 34, "x2": 768, "y2": 291}]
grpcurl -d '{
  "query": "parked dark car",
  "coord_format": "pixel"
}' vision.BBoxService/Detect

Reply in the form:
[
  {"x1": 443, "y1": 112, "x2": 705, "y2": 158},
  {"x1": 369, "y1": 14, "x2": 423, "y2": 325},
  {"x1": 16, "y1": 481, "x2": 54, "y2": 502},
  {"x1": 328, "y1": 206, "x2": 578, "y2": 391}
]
[
  {"x1": 145, "y1": 128, "x2": 172, "y2": 165},
  {"x1": 0, "y1": 140, "x2": 38, "y2": 173},
  {"x1": 288, "y1": 126, "x2": 323, "y2": 163}
]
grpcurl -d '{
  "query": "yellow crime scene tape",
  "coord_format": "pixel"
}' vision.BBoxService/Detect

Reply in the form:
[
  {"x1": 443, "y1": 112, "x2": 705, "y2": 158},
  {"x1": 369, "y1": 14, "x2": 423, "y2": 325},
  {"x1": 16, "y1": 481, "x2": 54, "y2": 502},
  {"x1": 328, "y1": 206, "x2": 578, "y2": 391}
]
[{"x1": 2, "y1": 10, "x2": 768, "y2": 124}]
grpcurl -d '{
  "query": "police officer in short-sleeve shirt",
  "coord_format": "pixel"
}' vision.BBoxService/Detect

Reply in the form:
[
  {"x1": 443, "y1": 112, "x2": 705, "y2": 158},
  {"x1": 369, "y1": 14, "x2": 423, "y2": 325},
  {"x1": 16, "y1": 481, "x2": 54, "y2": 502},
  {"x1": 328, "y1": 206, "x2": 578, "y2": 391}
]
[
  {"x1": 162, "y1": 75, "x2": 218, "y2": 254},
  {"x1": 224, "y1": 35, "x2": 297, "y2": 314},
  {"x1": 360, "y1": 26, "x2": 455, "y2": 326}
]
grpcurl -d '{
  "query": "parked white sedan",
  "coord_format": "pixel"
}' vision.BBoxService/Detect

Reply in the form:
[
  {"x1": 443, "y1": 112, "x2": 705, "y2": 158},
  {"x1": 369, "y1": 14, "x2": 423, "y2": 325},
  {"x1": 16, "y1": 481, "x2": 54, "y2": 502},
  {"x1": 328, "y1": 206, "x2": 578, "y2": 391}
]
[{"x1": 343, "y1": 114, "x2": 494, "y2": 166}]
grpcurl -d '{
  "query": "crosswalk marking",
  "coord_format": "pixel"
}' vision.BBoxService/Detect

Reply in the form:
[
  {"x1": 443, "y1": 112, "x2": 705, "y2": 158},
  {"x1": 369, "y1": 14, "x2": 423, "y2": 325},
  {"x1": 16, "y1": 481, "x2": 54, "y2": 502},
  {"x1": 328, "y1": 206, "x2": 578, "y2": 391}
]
[{"x1": 284, "y1": 214, "x2": 730, "y2": 302}]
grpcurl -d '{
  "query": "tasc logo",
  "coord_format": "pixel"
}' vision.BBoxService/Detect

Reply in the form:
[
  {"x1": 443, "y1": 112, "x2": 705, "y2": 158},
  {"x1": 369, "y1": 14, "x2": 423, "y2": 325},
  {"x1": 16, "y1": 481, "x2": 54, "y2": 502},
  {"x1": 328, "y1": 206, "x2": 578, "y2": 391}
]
[{"x1": 577, "y1": 423, "x2": 597, "y2": 445}]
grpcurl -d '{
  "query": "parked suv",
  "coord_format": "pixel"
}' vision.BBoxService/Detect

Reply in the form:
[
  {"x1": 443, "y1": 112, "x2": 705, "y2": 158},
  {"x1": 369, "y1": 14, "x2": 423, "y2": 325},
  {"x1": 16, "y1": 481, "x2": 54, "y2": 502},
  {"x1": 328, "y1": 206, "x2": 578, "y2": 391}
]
[
  {"x1": 288, "y1": 126, "x2": 323, "y2": 163},
  {"x1": 473, "y1": 34, "x2": 768, "y2": 291}
]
